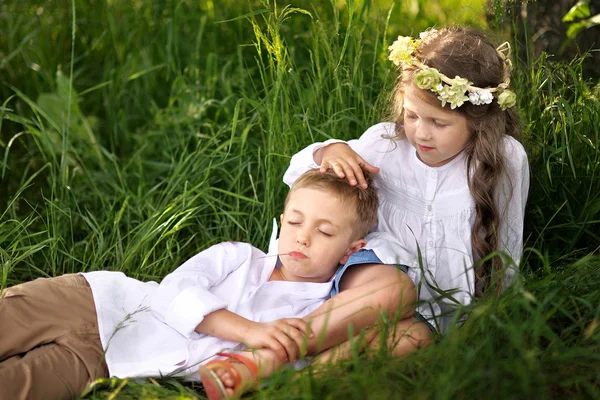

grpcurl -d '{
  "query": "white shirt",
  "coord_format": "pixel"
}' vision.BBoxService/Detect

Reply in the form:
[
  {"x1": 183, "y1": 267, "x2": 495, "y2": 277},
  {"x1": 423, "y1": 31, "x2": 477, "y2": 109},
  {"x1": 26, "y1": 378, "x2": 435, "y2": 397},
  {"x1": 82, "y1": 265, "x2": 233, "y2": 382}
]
[
  {"x1": 283, "y1": 122, "x2": 529, "y2": 333},
  {"x1": 82, "y1": 221, "x2": 332, "y2": 379}
]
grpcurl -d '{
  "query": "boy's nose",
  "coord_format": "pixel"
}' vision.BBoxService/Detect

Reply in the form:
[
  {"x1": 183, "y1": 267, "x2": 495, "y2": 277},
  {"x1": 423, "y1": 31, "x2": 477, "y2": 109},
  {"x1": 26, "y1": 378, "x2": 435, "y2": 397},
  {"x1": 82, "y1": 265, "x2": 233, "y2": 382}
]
[{"x1": 296, "y1": 232, "x2": 309, "y2": 247}]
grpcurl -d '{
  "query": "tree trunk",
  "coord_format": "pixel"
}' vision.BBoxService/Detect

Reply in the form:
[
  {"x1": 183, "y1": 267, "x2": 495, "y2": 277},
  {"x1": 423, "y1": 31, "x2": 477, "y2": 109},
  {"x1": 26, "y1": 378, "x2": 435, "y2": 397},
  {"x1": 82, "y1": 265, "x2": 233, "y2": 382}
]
[{"x1": 493, "y1": 0, "x2": 600, "y2": 78}]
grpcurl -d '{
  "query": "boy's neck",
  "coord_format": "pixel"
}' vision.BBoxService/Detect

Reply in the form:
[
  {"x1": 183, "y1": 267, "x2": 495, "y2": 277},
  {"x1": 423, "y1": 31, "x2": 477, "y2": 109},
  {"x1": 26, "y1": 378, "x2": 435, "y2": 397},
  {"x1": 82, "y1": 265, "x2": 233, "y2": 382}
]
[{"x1": 268, "y1": 268, "x2": 288, "y2": 282}]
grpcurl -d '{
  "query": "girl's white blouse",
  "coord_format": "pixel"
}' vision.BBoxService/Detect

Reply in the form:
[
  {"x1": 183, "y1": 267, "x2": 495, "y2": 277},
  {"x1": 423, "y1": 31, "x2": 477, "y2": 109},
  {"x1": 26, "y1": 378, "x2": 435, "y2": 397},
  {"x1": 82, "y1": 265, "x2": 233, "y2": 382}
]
[{"x1": 284, "y1": 122, "x2": 529, "y2": 332}]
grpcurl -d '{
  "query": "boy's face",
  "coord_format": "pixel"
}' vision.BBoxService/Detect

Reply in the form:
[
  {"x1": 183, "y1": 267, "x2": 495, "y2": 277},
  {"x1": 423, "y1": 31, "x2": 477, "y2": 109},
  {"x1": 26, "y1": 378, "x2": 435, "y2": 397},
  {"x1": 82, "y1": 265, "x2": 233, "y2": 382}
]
[{"x1": 276, "y1": 187, "x2": 366, "y2": 283}]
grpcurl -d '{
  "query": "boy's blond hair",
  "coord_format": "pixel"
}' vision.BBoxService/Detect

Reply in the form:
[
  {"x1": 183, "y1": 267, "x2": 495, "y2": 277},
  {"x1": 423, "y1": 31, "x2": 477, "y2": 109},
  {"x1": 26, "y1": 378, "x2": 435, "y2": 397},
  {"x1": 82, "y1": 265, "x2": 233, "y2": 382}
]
[{"x1": 285, "y1": 169, "x2": 378, "y2": 239}]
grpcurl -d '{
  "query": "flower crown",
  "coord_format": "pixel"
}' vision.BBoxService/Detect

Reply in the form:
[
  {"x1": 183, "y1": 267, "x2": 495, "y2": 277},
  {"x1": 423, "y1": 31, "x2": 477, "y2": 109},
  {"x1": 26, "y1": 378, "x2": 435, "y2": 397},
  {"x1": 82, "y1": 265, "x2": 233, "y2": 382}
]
[{"x1": 388, "y1": 29, "x2": 517, "y2": 110}]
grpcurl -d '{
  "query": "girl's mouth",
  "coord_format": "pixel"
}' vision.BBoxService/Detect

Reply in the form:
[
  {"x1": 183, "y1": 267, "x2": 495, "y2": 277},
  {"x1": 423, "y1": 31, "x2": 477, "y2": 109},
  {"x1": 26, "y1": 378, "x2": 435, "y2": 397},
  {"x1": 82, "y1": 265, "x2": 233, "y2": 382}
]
[
  {"x1": 418, "y1": 144, "x2": 435, "y2": 152},
  {"x1": 289, "y1": 251, "x2": 307, "y2": 259}
]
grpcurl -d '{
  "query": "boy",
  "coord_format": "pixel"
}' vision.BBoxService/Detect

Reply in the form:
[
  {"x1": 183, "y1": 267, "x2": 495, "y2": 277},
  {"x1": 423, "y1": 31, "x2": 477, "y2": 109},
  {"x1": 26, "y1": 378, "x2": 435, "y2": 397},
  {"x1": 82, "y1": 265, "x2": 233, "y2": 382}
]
[{"x1": 0, "y1": 169, "x2": 379, "y2": 400}]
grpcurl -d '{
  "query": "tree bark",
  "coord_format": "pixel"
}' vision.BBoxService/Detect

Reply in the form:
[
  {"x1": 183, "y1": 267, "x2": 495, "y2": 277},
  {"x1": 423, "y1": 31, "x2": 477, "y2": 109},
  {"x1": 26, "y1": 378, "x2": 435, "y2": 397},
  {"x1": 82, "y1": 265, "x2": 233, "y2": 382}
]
[{"x1": 493, "y1": 0, "x2": 600, "y2": 78}]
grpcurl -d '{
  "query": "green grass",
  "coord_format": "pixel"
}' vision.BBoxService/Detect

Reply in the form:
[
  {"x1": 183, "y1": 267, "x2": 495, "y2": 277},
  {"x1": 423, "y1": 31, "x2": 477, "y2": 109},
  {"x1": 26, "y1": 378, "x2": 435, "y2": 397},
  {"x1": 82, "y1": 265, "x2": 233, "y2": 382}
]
[{"x1": 1, "y1": 0, "x2": 599, "y2": 398}]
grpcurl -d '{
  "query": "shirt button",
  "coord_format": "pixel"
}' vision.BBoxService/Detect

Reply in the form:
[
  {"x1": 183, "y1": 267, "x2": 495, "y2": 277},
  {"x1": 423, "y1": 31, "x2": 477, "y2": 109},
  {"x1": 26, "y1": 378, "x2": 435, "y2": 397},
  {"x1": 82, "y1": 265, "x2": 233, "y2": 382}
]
[
  {"x1": 430, "y1": 171, "x2": 437, "y2": 179},
  {"x1": 428, "y1": 241, "x2": 434, "y2": 247},
  {"x1": 427, "y1": 205, "x2": 432, "y2": 212}
]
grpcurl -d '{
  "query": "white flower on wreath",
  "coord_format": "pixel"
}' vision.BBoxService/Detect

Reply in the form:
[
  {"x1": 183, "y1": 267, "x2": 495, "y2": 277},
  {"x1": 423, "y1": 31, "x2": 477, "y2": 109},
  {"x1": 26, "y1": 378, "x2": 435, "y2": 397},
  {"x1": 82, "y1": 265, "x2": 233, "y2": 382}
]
[
  {"x1": 468, "y1": 89, "x2": 494, "y2": 106},
  {"x1": 419, "y1": 28, "x2": 438, "y2": 40}
]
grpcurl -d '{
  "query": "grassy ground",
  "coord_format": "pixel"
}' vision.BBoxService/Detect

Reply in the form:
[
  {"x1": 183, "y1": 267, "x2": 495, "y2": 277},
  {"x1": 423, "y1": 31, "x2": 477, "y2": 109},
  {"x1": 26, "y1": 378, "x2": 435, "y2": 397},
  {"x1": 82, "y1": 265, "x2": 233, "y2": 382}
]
[{"x1": 1, "y1": 0, "x2": 599, "y2": 398}]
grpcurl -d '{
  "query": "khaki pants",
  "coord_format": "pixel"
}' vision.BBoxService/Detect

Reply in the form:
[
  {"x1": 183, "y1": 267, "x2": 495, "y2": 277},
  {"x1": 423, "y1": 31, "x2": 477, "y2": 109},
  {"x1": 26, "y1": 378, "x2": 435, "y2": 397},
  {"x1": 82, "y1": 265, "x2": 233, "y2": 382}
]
[{"x1": 0, "y1": 274, "x2": 109, "y2": 400}]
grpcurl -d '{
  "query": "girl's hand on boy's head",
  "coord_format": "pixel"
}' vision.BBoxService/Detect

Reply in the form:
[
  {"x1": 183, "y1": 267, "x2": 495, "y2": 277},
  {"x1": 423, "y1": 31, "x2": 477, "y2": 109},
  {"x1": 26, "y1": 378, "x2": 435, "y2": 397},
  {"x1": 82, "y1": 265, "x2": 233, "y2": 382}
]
[
  {"x1": 243, "y1": 318, "x2": 313, "y2": 362},
  {"x1": 317, "y1": 143, "x2": 379, "y2": 189}
]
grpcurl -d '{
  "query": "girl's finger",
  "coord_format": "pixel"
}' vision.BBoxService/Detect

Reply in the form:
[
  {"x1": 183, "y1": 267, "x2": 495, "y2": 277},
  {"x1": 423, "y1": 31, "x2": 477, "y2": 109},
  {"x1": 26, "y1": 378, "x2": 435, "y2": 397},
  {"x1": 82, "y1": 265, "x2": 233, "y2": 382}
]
[
  {"x1": 344, "y1": 159, "x2": 368, "y2": 188},
  {"x1": 321, "y1": 160, "x2": 344, "y2": 178},
  {"x1": 337, "y1": 160, "x2": 358, "y2": 186},
  {"x1": 357, "y1": 157, "x2": 380, "y2": 175},
  {"x1": 330, "y1": 161, "x2": 347, "y2": 179}
]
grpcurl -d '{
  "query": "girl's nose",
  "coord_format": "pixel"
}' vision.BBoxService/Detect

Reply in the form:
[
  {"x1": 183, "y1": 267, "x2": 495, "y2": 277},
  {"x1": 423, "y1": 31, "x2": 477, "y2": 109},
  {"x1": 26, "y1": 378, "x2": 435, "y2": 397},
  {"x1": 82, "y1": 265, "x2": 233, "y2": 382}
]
[{"x1": 414, "y1": 121, "x2": 431, "y2": 141}]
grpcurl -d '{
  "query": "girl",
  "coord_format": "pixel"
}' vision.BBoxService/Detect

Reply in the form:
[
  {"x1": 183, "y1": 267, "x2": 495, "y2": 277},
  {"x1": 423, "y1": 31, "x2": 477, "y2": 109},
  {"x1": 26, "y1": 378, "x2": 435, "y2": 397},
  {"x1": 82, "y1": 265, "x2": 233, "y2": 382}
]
[
  {"x1": 200, "y1": 26, "x2": 529, "y2": 398},
  {"x1": 284, "y1": 25, "x2": 529, "y2": 334}
]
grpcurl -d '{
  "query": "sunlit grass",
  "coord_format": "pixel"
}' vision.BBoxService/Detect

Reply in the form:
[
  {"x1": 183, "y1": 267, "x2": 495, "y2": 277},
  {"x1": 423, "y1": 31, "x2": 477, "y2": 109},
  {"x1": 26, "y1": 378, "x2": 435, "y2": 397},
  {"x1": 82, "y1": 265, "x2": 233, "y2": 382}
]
[{"x1": 1, "y1": 0, "x2": 598, "y2": 398}]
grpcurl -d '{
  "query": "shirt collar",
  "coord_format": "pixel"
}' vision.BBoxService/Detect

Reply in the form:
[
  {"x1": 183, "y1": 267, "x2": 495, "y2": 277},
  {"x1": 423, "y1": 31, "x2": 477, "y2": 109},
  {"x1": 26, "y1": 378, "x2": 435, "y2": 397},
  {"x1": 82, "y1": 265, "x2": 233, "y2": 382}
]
[
  {"x1": 258, "y1": 218, "x2": 280, "y2": 283},
  {"x1": 267, "y1": 217, "x2": 279, "y2": 256}
]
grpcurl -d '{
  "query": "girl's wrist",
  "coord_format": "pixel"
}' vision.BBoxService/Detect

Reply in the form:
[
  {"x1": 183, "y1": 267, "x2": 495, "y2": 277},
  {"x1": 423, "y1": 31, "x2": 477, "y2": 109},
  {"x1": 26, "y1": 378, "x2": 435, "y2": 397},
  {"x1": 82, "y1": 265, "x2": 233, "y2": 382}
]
[{"x1": 313, "y1": 147, "x2": 325, "y2": 165}]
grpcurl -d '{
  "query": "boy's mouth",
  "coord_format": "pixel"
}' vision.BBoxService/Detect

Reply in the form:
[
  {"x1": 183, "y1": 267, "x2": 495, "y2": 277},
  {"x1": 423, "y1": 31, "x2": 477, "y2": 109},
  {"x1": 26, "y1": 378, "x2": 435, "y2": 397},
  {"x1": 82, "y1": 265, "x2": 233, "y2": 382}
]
[
  {"x1": 289, "y1": 251, "x2": 307, "y2": 259},
  {"x1": 418, "y1": 144, "x2": 435, "y2": 152}
]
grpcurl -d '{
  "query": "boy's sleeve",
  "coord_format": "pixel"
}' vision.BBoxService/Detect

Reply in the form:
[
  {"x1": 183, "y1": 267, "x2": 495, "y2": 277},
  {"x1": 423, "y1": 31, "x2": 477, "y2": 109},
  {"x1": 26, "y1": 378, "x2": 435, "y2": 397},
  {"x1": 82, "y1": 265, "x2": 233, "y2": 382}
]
[
  {"x1": 151, "y1": 242, "x2": 242, "y2": 338},
  {"x1": 497, "y1": 137, "x2": 530, "y2": 287},
  {"x1": 283, "y1": 122, "x2": 395, "y2": 187}
]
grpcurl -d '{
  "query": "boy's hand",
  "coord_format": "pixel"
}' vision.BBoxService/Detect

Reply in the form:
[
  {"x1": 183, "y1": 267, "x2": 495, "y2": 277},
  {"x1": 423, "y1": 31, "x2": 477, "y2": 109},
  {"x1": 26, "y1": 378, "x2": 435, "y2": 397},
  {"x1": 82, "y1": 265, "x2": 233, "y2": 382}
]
[
  {"x1": 315, "y1": 143, "x2": 379, "y2": 189},
  {"x1": 243, "y1": 318, "x2": 313, "y2": 362}
]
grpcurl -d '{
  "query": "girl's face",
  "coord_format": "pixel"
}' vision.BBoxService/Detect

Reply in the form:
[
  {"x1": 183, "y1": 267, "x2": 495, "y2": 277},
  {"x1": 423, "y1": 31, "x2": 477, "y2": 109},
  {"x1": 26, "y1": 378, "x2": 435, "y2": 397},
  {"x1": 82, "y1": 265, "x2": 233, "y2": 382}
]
[{"x1": 403, "y1": 84, "x2": 472, "y2": 167}]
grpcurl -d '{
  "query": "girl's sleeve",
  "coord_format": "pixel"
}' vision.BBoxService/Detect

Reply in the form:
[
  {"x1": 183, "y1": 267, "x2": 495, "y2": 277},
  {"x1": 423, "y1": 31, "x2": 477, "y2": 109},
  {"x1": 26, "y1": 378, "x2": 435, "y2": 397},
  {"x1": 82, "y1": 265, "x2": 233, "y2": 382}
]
[
  {"x1": 151, "y1": 242, "x2": 243, "y2": 338},
  {"x1": 283, "y1": 122, "x2": 396, "y2": 187},
  {"x1": 497, "y1": 137, "x2": 530, "y2": 286}
]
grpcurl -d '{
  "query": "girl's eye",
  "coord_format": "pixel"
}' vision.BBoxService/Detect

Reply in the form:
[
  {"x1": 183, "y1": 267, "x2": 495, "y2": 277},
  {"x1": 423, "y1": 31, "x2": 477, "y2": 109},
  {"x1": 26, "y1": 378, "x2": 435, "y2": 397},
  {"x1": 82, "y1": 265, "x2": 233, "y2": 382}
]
[
  {"x1": 405, "y1": 113, "x2": 417, "y2": 120},
  {"x1": 433, "y1": 120, "x2": 446, "y2": 128},
  {"x1": 319, "y1": 231, "x2": 333, "y2": 237},
  {"x1": 287, "y1": 221, "x2": 300, "y2": 226}
]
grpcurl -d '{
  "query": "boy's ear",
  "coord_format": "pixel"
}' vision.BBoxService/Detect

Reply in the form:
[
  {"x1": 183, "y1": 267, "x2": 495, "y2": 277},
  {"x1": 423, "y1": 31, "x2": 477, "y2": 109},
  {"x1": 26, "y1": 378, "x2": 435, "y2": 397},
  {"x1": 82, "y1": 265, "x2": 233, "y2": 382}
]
[
  {"x1": 280, "y1": 214, "x2": 284, "y2": 224},
  {"x1": 338, "y1": 239, "x2": 366, "y2": 265}
]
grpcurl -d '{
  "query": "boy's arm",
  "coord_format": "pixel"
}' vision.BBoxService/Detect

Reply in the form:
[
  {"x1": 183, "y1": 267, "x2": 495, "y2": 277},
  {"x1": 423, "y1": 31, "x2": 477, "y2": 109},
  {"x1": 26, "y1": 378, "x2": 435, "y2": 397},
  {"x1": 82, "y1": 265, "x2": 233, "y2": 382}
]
[
  {"x1": 152, "y1": 242, "x2": 312, "y2": 361},
  {"x1": 196, "y1": 309, "x2": 312, "y2": 362},
  {"x1": 194, "y1": 308, "x2": 253, "y2": 342},
  {"x1": 151, "y1": 242, "x2": 244, "y2": 338}
]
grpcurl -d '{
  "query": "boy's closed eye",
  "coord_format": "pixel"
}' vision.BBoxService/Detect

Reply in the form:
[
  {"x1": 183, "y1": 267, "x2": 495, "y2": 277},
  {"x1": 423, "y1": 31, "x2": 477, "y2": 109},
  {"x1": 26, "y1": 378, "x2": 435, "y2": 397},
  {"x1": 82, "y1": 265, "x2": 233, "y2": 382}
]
[{"x1": 285, "y1": 219, "x2": 335, "y2": 237}]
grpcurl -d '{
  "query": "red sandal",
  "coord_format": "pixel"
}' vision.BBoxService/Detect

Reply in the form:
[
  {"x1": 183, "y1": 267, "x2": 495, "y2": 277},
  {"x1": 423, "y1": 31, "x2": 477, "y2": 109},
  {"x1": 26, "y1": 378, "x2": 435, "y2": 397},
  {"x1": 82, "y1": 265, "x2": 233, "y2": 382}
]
[{"x1": 199, "y1": 352, "x2": 260, "y2": 400}]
